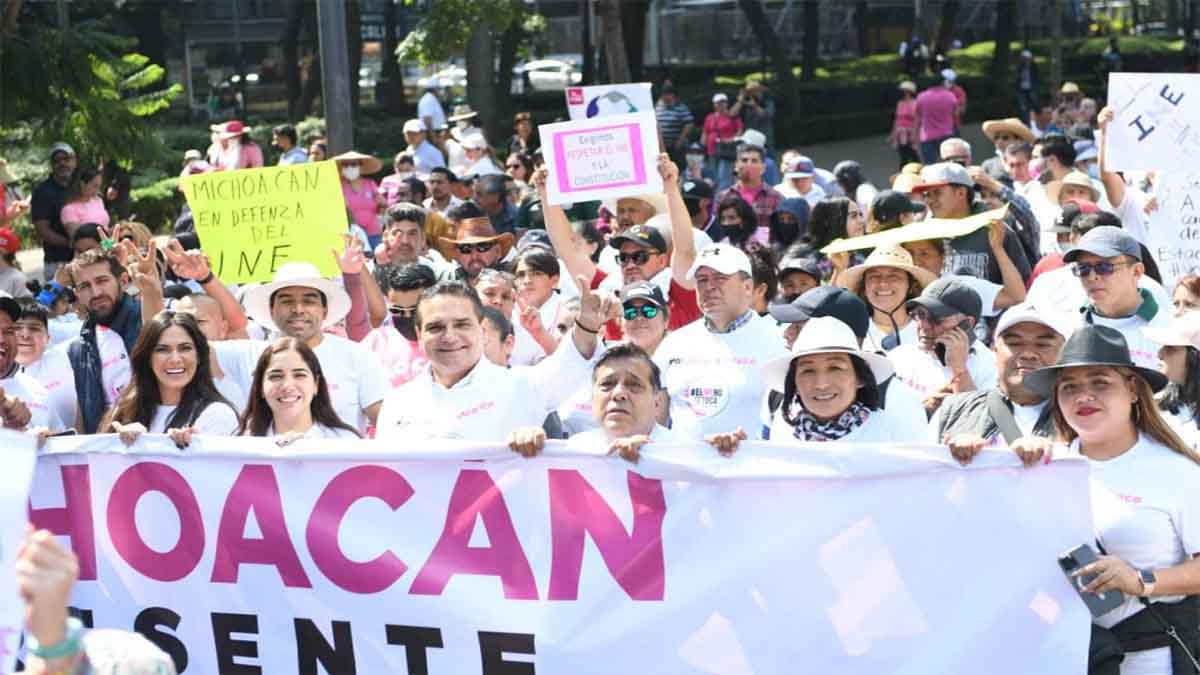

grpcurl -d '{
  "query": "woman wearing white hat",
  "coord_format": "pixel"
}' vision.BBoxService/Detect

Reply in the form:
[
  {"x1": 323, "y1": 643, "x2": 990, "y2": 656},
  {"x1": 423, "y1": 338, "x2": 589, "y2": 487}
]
[
  {"x1": 840, "y1": 243, "x2": 936, "y2": 352},
  {"x1": 1144, "y1": 311, "x2": 1200, "y2": 449}
]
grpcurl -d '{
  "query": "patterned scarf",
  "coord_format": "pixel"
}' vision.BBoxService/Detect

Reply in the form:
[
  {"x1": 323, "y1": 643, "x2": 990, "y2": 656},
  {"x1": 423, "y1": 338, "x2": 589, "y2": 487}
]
[{"x1": 793, "y1": 402, "x2": 872, "y2": 442}]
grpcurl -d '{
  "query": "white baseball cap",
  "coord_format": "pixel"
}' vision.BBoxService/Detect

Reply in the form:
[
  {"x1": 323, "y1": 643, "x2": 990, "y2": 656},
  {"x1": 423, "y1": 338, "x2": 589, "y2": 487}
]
[
  {"x1": 737, "y1": 129, "x2": 767, "y2": 149},
  {"x1": 686, "y1": 243, "x2": 753, "y2": 280},
  {"x1": 712, "y1": 93, "x2": 729, "y2": 103},
  {"x1": 941, "y1": 68, "x2": 957, "y2": 82},
  {"x1": 403, "y1": 119, "x2": 426, "y2": 134},
  {"x1": 995, "y1": 302, "x2": 1071, "y2": 340}
]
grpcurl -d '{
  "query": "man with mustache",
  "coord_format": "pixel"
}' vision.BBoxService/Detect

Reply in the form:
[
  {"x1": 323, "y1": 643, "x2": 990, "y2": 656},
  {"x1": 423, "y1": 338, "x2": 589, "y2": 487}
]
[{"x1": 932, "y1": 303, "x2": 1069, "y2": 463}]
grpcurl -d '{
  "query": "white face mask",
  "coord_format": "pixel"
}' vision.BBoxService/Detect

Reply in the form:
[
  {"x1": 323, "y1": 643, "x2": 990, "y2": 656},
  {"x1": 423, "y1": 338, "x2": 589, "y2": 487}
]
[{"x1": 341, "y1": 166, "x2": 361, "y2": 181}]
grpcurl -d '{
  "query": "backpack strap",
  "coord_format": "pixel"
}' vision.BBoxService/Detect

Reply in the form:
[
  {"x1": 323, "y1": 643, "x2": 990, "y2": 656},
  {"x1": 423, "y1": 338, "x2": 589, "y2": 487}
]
[{"x1": 986, "y1": 389, "x2": 1023, "y2": 445}]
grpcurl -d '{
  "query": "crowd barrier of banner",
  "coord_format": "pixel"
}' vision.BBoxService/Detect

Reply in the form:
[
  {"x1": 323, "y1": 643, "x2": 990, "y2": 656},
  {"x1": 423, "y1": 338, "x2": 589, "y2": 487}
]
[{"x1": 17, "y1": 433, "x2": 1094, "y2": 674}]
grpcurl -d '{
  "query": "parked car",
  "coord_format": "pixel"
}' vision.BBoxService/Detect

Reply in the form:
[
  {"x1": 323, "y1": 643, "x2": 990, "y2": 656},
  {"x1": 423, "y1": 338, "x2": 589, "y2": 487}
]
[
  {"x1": 417, "y1": 66, "x2": 467, "y2": 93},
  {"x1": 514, "y1": 59, "x2": 583, "y2": 94}
]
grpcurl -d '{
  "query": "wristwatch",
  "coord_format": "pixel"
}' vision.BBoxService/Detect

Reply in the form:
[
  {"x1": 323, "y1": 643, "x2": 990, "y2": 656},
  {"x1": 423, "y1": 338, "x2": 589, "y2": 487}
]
[{"x1": 1138, "y1": 568, "x2": 1157, "y2": 597}]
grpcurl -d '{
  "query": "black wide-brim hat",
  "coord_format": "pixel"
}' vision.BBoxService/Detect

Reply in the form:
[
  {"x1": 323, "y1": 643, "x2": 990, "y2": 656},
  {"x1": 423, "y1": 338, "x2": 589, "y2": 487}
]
[{"x1": 1023, "y1": 324, "x2": 1168, "y2": 397}]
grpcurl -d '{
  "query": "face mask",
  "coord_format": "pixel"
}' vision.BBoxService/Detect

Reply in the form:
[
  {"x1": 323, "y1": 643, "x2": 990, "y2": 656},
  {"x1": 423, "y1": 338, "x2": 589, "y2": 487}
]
[
  {"x1": 1086, "y1": 163, "x2": 1100, "y2": 180},
  {"x1": 686, "y1": 154, "x2": 705, "y2": 166},
  {"x1": 393, "y1": 314, "x2": 418, "y2": 341},
  {"x1": 341, "y1": 166, "x2": 361, "y2": 181}
]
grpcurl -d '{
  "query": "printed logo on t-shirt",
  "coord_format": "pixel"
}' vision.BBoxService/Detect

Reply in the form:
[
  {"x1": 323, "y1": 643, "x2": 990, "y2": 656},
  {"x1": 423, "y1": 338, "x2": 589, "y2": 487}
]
[{"x1": 682, "y1": 383, "x2": 729, "y2": 418}]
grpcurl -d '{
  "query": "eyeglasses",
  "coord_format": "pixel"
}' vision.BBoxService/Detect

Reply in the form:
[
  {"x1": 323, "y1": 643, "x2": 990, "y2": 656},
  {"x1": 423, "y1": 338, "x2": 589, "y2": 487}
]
[
  {"x1": 388, "y1": 304, "x2": 418, "y2": 317},
  {"x1": 457, "y1": 241, "x2": 496, "y2": 255},
  {"x1": 1071, "y1": 260, "x2": 1135, "y2": 278},
  {"x1": 623, "y1": 305, "x2": 660, "y2": 321},
  {"x1": 909, "y1": 307, "x2": 948, "y2": 324},
  {"x1": 506, "y1": 163, "x2": 522, "y2": 171},
  {"x1": 617, "y1": 251, "x2": 653, "y2": 266},
  {"x1": 945, "y1": 157, "x2": 969, "y2": 166}
]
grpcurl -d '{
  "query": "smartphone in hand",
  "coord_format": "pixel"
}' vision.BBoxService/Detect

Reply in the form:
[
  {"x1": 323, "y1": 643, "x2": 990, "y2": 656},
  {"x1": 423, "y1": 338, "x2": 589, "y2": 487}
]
[{"x1": 1059, "y1": 544, "x2": 1125, "y2": 617}]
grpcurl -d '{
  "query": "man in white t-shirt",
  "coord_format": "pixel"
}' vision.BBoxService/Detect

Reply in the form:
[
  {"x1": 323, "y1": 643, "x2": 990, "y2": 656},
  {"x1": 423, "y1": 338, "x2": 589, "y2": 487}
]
[
  {"x1": 375, "y1": 278, "x2": 603, "y2": 443},
  {"x1": 930, "y1": 303, "x2": 1069, "y2": 454},
  {"x1": 417, "y1": 83, "x2": 447, "y2": 139},
  {"x1": 774, "y1": 155, "x2": 826, "y2": 208},
  {"x1": 0, "y1": 298, "x2": 62, "y2": 431},
  {"x1": 654, "y1": 244, "x2": 789, "y2": 439},
  {"x1": 889, "y1": 278, "x2": 998, "y2": 416},
  {"x1": 14, "y1": 302, "x2": 76, "y2": 428},
  {"x1": 243, "y1": 263, "x2": 388, "y2": 433},
  {"x1": 1060, "y1": 226, "x2": 1171, "y2": 370}
]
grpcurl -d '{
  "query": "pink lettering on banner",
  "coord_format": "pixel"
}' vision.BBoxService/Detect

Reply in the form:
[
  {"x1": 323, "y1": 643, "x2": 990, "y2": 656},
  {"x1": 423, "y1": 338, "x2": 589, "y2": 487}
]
[
  {"x1": 212, "y1": 464, "x2": 312, "y2": 588},
  {"x1": 410, "y1": 469, "x2": 538, "y2": 599},
  {"x1": 547, "y1": 469, "x2": 667, "y2": 601},
  {"x1": 456, "y1": 401, "x2": 495, "y2": 420},
  {"x1": 553, "y1": 122, "x2": 646, "y2": 195},
  {"x1": 306, "y1": 465, "x2": 413, "y2": 594},
  {"x1": 1119, "y1": 494, "x2": 1144, "y2": 504},
  {"x1": 27, "y1": 464, "x2": 97, "y2": 580},
  {"x1": 107, "y1": 462, "x2": 206, "y2": 582}
]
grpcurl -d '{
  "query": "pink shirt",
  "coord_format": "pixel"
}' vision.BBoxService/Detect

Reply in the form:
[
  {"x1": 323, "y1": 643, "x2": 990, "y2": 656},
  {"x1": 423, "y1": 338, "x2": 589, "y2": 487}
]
[
  {"x1": 915, "y1": 87, "x2": 959, "y2": 141},
  {"x1": 703, "y1": 112, "x2": 743, "y2": 156},
  {"x1": 342, "y1": 178, "x2": 382, "y2": 236},
  {"x1": 60, "y1": 197, "x2": 110, "y2": 228},
  {"x1": 361, "y1": 323, "x2": 430, "y2": 388}
]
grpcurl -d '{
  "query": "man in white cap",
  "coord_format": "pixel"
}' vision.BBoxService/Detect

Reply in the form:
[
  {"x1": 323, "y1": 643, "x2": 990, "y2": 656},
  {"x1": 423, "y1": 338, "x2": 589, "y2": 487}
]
[
  {"x1": 403, "y1": 118, "x2": 446, "y2": 174},
  {"x1": 932, "y1": 303, "x2": 1069, "y2": 461},
  {"x1": 775, "y1": 155, "x2": 825, "y2": 208},
  {"x1": 243, "y1": 262, "x2": 388, "y2": 432},
  {"x1": 417, "y1": 79, "x2": 447, "y2": 138},
  {"x1": 653, "y1": 243, "x2": 789, "y2": 440}
]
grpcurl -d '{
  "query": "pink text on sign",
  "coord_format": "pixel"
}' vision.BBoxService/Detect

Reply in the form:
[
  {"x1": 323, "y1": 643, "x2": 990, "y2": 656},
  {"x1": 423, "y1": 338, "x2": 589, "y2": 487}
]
[{"x1": 554, "y1": 122, "x2": 646, "y2": 194}]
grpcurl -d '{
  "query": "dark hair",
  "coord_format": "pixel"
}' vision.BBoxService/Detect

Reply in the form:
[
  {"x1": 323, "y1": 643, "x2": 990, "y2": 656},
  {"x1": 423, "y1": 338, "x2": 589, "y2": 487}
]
[
  {"x1": 808, "y1": 197, "x2": 852, "y2": 250},
  {"x1": 71, "y1": 248, "x2": 124, "y2": 280},
  {"x1": 272, "y1": 124, "x2": 298, "y2": 145},
  {"x1": 386, "y1": 202, "x2": 428, "y2": 229},
  {"x1": 237, "y1": 337, "x2": 361, "y2": 438},
  {"x1": 446, "y1": 201, "x2": 485, "y2": 222},
  {"x1": 309, "y1": 141, "x2": 328, "y2": 157},
  {"x1": 1161, "y1": 347, "x2": 1200, "y2": 427},
  {"x1": 573, "y1": 220, "x2": 604, "y2": 263},
  {"x1": 717, "y1": 197, "x2": 759, "y2": 248},
  {"x1": 430, "y1": 167, "x2": 458, "y2": 183},
  {"x1": 387, "y1": 263, "x2": 438, "y2": 293},
  {"x1": 781, "y1": 353, "x2": 881, "y2": 427},
  {"x1": 71, "y1": 222, "x2": 102, "y2": 247},
  {"x1": 770, "y1": 201, "x2": 809, "y2": 251},
  {"x1": 745, "y1": 242, "x2": 778, "y2": 306},
  {"x1": 480, "y1": 305, "x2": 513, "y2": 342},
  {"x1": 1177, "y1": 274, "x2": 1200, "y2": 304},
  {"x1": 16, "y1": 299, "x2": 48, "y2": 328},
  {"x1": 1040, "y1": 134, "x2": 1077, "y2": 167},
  {"x1": 515, "y1": 248, "x2": 560, "y2": 278},
  {"x1": 1005, "y1": 142, "x2": 1033, "y2": 159},
  {"x1": 415, "y1": 280, "x2": 484, "y2": 329},
  {"x1": 506, "y1": 153, "x2": 534, "y2": 177},
  {"x1": 102, "y1": 312, "x2": 233, "y2": 431},
  {"x1": 736, "y1": 144, "x2": 765, "y2": 161},
  {"x1": 476, "y1": 174, "x2": 507, "y2": 196},
  {"x1": 404, "y1": 176, "x2": 427, "y2": 200},
  {"x1": 269, "y1": 287, "x2": 327, "y2": 311},
  {"x1": 593, "y1": 343, "x2": 662, "y2": 391},
  {"x1": 1072, "y1": 212, "x2": 1121, "y2": 237},
  {"x1": 394, "y1": 152, "x2": 414, "y2": 166},
  {"x1": 65, "y1": 167, "x2": 102, "y2": 204}
]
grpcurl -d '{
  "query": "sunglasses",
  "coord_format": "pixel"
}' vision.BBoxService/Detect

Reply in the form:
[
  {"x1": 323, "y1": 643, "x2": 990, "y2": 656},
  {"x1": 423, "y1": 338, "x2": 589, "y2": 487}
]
[
  {"x1": 617, "y1": 251, "x2": 653, "y2": 266},
  {"x1": 457, "y1": 241, "x2": 496, "y2": 255},
  {"x1": 909, "y1": 307, "x2": 948, "y2": 324},
  {"x1": 388, "y1": 304, "x2": 418, "y2": 317},
  {"x1": 623, "y1": 305, "x2": 660, "y2": 321},
  {"x1": 1071, "y1": 260, "x2": 1135, "y2": 278},
  {"x1": 506, "y1": 163, "x2": 522, "y2": 170}
]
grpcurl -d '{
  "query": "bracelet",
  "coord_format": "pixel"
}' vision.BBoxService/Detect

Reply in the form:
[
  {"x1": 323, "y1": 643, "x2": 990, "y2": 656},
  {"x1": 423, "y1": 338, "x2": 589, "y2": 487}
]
[
  {"x1": 27, "y1": 616, "x2": 84, "y2": 660},
  {"x1": 575, "y1": 318, "x2": 600, "y2": 335},
  {"x1": 197, "y1": 271, "x2": 215, "y2": 285}
]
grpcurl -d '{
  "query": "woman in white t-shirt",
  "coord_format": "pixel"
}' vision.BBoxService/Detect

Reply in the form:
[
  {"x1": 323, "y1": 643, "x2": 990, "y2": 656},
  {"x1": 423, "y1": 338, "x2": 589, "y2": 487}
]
[
  {"x1": 838, "y1": 244, "x2": 936, "y2": 352},
  {"x1": 1143, "y1": 312, "x2": 1200, "y2": 451},
  {"x1": 237, "y1": 338, "x2": 361, "y2": 445},
  {"x1": 103, "y1": 312, "x2": 238, "y2": 447},
  {"x1": 1016, "y1": 325, "x2": 1200, "y2": 675}
]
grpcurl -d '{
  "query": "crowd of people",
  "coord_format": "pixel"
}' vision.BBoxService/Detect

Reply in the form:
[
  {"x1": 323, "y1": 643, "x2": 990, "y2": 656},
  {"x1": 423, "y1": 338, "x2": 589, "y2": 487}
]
[{"x1": 3, "y1": 73, "x2": 1200, "y2": 673}]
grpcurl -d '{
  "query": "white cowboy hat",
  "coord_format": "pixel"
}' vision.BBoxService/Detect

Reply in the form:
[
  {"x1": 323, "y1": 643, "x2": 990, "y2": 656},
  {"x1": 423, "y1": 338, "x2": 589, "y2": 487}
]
[
  {"x1": 601, "y1": 193, "x2": 669, "y2": 219},
  {"x1": 243, "y1": 262, "x2": 352, "y2": 331},
  {"x1": 763, "y1": 316, "x2": 894, "y2": 392}
]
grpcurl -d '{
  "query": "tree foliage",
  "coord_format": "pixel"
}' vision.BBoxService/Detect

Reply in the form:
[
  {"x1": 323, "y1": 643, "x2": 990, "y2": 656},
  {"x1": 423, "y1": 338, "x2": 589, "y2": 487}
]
[
  {"x1": 396, "y1": 0, "x2": 528, "y2": 65},
  {"x1": 0, "y1": 17, "x2": 181, "y2": 167}
]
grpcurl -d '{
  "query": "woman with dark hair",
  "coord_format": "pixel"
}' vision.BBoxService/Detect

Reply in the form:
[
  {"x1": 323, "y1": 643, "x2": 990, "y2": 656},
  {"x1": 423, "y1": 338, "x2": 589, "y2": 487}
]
[
  {"x1": 769, "y1": 197, "x2": 809, "y2": 252},
  {"x1": 1145, "y1": 312, "x2": 1200, "y2": 449},
  {"x1": 1011, "y1": 325, "x2": 1200, "y2": 674},
  {"x1": 238, "y1": 338, "x2": 360, "y2": 444},
  {"x1": 505, "y1": 152, "x2": 534, "y2": 183},
  {"x1": 715, "y1": 196, "x2": 759, "y2": 248},
  {"x1": 1173, "y1": 275, "x2": 1200, "y2": 317},
  {"x1": 508, "y1": 112, "x2": 539, "y2": 157},
  {"x1": 840, "y1": 244, "x2": 935, "y2": 352},
  {"x1": 59, "y1": 167, "x2": 109, "y2": 234},
  {"x1": 102, "y1": 312, "x2": 238, "y2": 446}
]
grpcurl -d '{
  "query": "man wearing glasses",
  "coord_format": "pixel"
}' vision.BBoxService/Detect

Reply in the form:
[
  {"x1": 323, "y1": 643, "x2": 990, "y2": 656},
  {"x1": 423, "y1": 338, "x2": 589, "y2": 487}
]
[
  {"x1": 436, "y1": 216, "x2": 513, "y2": 284},
  {"x1": 1063, "y1": 226, "x2": 1171, "y2": 370}
]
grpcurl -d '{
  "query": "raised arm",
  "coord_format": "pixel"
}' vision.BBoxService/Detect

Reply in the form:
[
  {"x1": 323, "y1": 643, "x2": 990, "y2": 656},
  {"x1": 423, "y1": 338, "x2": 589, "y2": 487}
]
[
  {"x1": 988, "y1": 219, "x2": 1027, "y2": 311},
  {"x1": 532, "y1": 166, "x2": 597, "y2": 283},
  {"x1": 1097, "y1": 106, "x2": 1127, "y2": 209},
  {"x1": 333, "y1": 234, "x2": 372, "y2": 342},
  {"x1": 163, "y1": 238, "x2": 249, "y2": 336},
  {"x1": 661, "y1": 154, "x2": 697, "y2": 290}
]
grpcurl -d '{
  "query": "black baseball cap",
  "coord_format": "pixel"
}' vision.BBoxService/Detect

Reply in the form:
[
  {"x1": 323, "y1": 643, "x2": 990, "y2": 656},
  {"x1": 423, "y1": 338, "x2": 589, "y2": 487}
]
[
  {"x1": 905, "y1": 278, "x2": 983, "y2": 321},
  {"x1": 681, "y1": 179, "x2": 714, "y2": 201},
  {"x1": 610, "y1": 224, "x2": 668, "y2": 253},
  {"x1": 1063, "y1": 225, "x2": 1142, "y2": 263},
  {"x1": 620, "y1": 281, "x2": 668, "y2": 308},
  {"x1": 871, "y1": 189, "x2": 925, "y2": 224},
  {"x1": 768, "y1": 286, "x2": 869, "y2": 339},
  {"x1": 777, "y1": 256, "x2": 822, "y2": 284}
]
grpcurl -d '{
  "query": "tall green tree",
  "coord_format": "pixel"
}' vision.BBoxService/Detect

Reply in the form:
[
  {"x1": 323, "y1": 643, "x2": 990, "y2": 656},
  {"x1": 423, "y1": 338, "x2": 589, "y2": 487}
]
[
  {"x1": 0, "y1": 3, "x2": 180, "y2": 167},
  {"x1": 736, "y1": 0, "x2": 802, "y2": 115}
]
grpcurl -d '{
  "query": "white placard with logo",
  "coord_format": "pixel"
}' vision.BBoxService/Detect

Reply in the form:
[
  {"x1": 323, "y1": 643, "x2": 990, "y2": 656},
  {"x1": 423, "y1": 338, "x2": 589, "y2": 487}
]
[
  {"x1": 565, "y1": 82, "x2": 655, "y2": 120},
  {"x1": 538, "y1": 112, "x2": 664, "y2": 206}
]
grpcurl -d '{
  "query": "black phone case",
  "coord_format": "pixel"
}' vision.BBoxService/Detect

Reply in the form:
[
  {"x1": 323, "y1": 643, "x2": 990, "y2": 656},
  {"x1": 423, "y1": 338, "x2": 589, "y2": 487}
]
[{"x1": 1059, "y1": 544, "x2": 1126, "y2": 618}]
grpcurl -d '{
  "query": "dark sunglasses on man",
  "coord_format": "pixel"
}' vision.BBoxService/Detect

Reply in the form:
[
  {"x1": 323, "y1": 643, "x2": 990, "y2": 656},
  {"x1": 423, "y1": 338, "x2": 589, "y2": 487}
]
[
  {"x1": 617, "y1": 251, "x2": 653, "y2": 266},
  {"x1": 623, "y1": 305, "x2": 660, "y2": 321},
  {"x1": 1071, "y1": 260, "x2": 1135, "y2": 278},
  {"x1": 457, "y1": 241, "x2": 496, "y2": 255}
]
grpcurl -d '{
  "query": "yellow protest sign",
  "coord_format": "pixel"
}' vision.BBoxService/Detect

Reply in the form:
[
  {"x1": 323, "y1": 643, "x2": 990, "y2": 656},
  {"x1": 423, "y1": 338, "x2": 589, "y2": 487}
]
[
  {"x1": 180, "y1": 161, "x2": 348, "y2": 283},
  {"x1": 821, "y1": 206, "x2": 1009, "y2": 254}
]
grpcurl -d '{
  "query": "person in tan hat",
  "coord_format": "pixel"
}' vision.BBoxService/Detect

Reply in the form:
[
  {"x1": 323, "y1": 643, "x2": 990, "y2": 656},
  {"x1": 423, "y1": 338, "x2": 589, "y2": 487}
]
[
  {"x1": 1046, "y1": 169, "x2": 1100, "y2": 206},
  {"x1": 333, "y1": 151, "x2": 386, "y2": 249},
  {"x1": 839, "y1": 243, "x2": 937, "y2": 352},
  {"x1": 439, "y1": 216, "x2": 514, "y2": 283},
  {"x1": 980, "y1": 117, "x2": 1034, "y2": 178}
]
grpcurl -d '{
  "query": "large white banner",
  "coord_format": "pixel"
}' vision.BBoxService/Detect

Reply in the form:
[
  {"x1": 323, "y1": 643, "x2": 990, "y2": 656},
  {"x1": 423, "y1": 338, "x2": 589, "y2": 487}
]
[
  {"x1": 1107, "y1": 72, "x2": 1200, "y2": 173},
  {"x1": 0, "y1": 432, "x2": 35, "y2": 675},
  {"x1": 1145, "y1": 171, "x2": 1200, "y2": 292},
  {"x1": 26, "y1": 434, "x2": 1094, "y2": 674}
]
